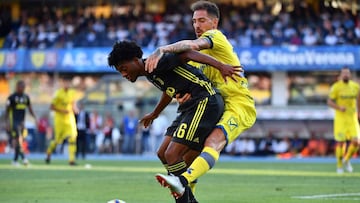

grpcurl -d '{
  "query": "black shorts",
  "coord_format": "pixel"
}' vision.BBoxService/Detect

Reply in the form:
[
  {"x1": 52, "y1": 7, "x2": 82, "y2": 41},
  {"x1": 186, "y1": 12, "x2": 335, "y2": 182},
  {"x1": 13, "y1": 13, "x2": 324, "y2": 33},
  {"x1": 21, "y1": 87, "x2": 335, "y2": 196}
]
[
  {"x1": 165, "y1": 94, "x2": 224, "y2": 151},
  {"x1": 9, "y1": 120, "x2": 25, "y2": 138}
]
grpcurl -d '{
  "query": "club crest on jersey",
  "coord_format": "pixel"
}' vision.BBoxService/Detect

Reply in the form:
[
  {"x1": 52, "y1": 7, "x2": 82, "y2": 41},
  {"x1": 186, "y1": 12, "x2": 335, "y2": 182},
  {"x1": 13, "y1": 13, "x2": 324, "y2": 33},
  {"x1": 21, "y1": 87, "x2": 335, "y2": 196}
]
[{"x1": 227, "y1": 117, "x2": 238, "y2": 131}]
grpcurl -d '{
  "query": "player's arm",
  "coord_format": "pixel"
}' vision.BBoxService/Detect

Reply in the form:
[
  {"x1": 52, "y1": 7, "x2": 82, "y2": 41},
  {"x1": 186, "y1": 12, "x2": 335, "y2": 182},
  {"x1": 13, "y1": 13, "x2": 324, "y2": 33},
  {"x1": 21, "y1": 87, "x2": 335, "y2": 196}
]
[
  {"x1": 27, "y1": 97, "x2": 37, "y2": 121},
  {"x1": 145, "y1": 38, "x2": 211, "y2": 73},
  {"x1": 4, "y1": 98, "x2": 11, "y2": 131},
  {"x1": 357, "y1": 89, "x2": 360, "y2": 119},
  {"x1": 327, "y1": 97, "x2": 345, "y2": 112},
  {"x1": 139, "y1": 92, "x2": 172, "y2": 128},
  {"x1": 50, "y1": 101, "x2": 68, "y2": 114},
  {"x1": 179, "y1": 50, "x2": 242, "y2": 82}
]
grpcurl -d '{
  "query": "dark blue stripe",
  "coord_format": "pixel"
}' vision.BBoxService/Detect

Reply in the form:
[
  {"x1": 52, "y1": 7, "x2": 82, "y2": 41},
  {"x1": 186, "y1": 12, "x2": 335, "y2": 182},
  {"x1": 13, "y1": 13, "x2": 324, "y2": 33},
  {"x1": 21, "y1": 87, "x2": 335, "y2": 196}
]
[{"x1": 201, "y1": 151, "x2": 216, "y2": 169}]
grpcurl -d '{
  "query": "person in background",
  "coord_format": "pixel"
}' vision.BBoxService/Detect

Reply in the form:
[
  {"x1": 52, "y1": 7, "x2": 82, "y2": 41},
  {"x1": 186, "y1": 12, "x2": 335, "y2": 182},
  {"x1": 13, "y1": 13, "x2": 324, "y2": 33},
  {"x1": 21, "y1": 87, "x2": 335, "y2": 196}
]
[
  {"x1": 121, "y1": 110, "x2": 138, "y2": 154},
  {"x1": 100, "y1": 113, "x2": 114, "y2": 153},
  {"x1": 327, "y1": 66, "x2": 360, "y2": 174},
  {"x1": 75, "y1": 103, "x2": 90, "y2": 159},
  {"x1": 37, "y1": 113, "x2": 50, "y2": 153},
  {"x1": 45, "y1": 77, "x2": 78, "y2": 166},
  {"x1": 141, "y1": 125, "x2": 151, "y2": 154},
  {"x1": 89, "y1": 110, "x2": 103, "y2": 153},
  {"x1": 5, "y1": 80, "x2": 37, "y2": 166},
  {"x1": 150, "y1": 112, "x2": 169, "y2": 154}
]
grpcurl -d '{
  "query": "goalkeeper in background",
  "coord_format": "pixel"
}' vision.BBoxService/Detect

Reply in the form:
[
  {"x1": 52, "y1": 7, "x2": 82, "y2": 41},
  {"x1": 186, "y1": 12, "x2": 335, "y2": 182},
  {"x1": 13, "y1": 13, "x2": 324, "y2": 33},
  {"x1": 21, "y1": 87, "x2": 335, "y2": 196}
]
[{"x1": 327, "y1": 66, "x2": 360, "y2": 174}]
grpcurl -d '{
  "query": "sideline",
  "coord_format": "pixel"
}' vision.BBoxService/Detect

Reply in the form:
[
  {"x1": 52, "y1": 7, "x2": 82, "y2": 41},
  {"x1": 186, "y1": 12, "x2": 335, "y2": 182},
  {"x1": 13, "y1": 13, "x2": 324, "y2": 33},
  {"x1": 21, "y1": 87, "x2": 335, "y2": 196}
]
[{"x1": 292, "y1": 193, "x2": 360, "y2": 201}]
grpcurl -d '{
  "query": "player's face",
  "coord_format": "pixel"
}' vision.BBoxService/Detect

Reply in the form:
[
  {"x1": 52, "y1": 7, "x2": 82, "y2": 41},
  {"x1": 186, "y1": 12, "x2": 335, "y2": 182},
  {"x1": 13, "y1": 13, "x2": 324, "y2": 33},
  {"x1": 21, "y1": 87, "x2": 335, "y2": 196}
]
[
  {"x1": 115, "y1": 59, "x2": 141, "y2": 82},
  {"x1": 192, "y1": 10, "x2": 218, "y2": 38},
  {"x1": 16, "y1": 82, "x2": 25, "y2": 94},
  {"x1": 340, "y1": 69, "x2": 351, "y2": 82}
]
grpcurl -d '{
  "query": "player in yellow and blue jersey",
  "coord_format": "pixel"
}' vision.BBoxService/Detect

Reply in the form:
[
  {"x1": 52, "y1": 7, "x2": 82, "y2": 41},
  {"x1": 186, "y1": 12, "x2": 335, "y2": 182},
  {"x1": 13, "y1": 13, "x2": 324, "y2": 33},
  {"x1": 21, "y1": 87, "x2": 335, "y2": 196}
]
[
  {"x1": 45, "y1": 77, "x2": 78, "y2": 165},
  {"x1": 327, "y1": 67, "x2": 360, "y2": 174},
  {"x1": 146, "y1": 1, "x2": 256, "y2": 201}
]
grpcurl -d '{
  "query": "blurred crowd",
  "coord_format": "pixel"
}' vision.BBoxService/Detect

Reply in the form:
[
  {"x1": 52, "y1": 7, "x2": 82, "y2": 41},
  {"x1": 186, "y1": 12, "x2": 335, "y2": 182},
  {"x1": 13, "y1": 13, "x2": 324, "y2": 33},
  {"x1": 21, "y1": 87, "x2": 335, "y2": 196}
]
[{"x1": 1, "y1": 2, "x2": 360, "y2": 50}]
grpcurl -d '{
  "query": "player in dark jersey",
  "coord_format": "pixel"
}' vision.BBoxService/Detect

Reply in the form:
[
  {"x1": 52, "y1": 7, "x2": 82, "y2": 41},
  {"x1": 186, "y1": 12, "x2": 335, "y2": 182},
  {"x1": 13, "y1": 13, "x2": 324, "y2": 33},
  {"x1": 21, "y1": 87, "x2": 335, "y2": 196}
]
[
  {"x1": 108, "y1": 40, "x2": 238, "y2": 203},
  {"x1": 5, "y1": 80, "x2": 37, "y2": 166}
]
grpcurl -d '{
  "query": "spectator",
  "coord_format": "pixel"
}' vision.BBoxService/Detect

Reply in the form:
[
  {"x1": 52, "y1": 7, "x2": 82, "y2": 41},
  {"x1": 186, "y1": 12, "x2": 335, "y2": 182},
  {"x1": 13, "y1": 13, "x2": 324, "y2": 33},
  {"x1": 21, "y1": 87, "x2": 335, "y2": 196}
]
[
  {"x1": 75, "y1": 103, "x2": 90, "y2": 159},
  {"x1": 100, "y1": 113, "x2": 114, "y2": 153},
  {"x1": 89, "y1": 110, "x2": 102, "y2": 153},
  {"x1": 257, "y1": 132, "x2": 277, "y2": 156},
  {"x1": 150, "y1": 112, "x2": 168, "y2": 154},
  {"x1": 121, "y1": 110, "x2": 138, "y2": 154},
  {"x1": 37, "y1": 113, "x2": 50, "y2": 153}
]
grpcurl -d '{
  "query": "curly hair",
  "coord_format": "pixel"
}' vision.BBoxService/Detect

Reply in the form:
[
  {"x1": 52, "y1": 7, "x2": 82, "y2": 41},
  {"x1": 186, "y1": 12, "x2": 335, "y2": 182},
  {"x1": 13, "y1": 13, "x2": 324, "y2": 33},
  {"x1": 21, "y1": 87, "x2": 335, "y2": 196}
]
[
  {"x1": 108, "y1": 40, "x2": 143, "y2": 68},
  {"x1": 191, "y1": 0, "x2": 220, "y2": 19}
]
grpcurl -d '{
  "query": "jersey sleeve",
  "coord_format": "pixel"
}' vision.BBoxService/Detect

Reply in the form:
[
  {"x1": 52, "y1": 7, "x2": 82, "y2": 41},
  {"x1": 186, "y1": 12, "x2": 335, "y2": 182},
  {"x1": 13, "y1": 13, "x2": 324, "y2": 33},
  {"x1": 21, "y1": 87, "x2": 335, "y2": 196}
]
[{"x1": 5, "y1": 96, "x2": 12, "y2": 108}]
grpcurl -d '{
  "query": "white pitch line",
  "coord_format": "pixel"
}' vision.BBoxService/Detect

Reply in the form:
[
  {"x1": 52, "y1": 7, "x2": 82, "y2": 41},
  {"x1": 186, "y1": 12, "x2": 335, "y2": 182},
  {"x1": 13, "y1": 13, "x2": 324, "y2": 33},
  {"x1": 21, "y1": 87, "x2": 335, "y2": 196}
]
[{"x1": 293, "y1": 192, "x2": 360, "y2": 200}]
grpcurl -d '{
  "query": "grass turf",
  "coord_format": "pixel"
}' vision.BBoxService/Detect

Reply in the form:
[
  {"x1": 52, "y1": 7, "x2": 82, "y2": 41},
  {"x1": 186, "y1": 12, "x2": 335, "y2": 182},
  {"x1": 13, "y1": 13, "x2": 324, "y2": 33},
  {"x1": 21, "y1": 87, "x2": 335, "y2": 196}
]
[{"x1": 0, "y1": 158, "x2": 359, "y2": 203}]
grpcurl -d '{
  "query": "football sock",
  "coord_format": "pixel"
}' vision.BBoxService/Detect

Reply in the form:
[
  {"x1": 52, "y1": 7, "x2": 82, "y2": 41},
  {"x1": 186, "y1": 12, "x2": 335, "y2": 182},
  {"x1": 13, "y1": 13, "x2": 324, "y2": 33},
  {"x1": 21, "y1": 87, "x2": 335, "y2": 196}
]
[
  {"x1": 68, "y1": 141, "x2": 77, "y2": 162},
  {"x1": 163, "y1": 163, "x2": 169, "y2": 173},
  {"x1": 335, "y1": 144, "x2": 344, "y2": 168},
  {"x1": 168, "y1": 161, "x2": 187, "y2": 176},
  {"x1": 189, "y1": 179, "x2": 198, "y2": 194},
  {"x1": 182, "y1": 146, "x2": 219, "y2": 184},
  {"x1": 14, "y1": 144, "x2": 20, "y2": 161},
  {"x1": 47, "y1": 140, "x2": 57, "y2": 155},
  {"x1": 175, "y1": 185, "x2": 190, "y2": 203},
  {"x1": 344, "y1": 143, "x2": 359, "y2": 161}
]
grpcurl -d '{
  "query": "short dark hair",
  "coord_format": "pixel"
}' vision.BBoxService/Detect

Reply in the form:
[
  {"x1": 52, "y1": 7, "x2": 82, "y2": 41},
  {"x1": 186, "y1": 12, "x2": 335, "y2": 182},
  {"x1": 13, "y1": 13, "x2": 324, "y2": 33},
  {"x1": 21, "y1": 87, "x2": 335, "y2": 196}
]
[
  {"x1": 108, "y1": 40, "x2": 143, "y2": 68},
  {"x1": 191, "y1": 0, "x2": 220, "y2": 19},
  {"x1": 341, "y1": 66, "x2": 350, "y2": 71}
]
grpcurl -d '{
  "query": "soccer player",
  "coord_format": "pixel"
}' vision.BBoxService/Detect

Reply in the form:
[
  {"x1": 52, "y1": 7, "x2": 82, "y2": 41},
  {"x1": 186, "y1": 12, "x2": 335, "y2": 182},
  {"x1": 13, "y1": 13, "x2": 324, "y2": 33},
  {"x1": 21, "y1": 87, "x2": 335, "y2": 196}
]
[
  {"x1": 327, "y1": 67, "x2": 360, "y2": 174},
  {"x1": 5, "y1": 80, "x2": 37, "y2": 166},
  {"x1": 108, "y1": 40, "x2": 239, "y2": 203},
  {"x1": 45, "y1": 77, "x2": 78, "y2": 165},
  {"x1": 145, "y1": 0, "x2": 257, "y2": 200}
]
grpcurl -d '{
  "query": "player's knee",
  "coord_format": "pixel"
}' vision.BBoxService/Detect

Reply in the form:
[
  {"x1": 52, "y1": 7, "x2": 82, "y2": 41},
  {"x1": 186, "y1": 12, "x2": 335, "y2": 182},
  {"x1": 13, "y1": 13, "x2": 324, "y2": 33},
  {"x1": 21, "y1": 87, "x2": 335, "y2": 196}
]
[
  {"x1": 157, "y1": 148, "x2": 166, "y2": 163},
  {"x1": 205, "y1": 133, "x2": 226, "y2": 153},
  {"x1": 164, "y1": 148, "x2": 182, "y2": 165}
]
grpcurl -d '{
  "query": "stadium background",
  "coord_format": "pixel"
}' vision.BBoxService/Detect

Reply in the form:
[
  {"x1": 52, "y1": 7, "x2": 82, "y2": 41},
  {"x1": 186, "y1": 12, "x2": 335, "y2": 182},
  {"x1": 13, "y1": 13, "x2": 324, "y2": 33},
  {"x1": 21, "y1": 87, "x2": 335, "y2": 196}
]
[{"x1": 0, "y1": 0, "x2": 359, "y2": 156}]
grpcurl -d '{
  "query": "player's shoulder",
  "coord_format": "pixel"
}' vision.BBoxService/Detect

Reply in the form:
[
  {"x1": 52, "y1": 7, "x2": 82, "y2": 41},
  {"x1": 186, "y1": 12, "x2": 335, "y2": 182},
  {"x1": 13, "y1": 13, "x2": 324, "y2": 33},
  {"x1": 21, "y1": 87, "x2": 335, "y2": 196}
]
[
  {"x1": 349, "y1": 80, "x2": 359, "y2": 87},
  {"x1": 7, "y1": 93, "x2": 16, "y2": 100},
  {"x1": 202, "y1": 29, "x2": 224, "y2": 39}
]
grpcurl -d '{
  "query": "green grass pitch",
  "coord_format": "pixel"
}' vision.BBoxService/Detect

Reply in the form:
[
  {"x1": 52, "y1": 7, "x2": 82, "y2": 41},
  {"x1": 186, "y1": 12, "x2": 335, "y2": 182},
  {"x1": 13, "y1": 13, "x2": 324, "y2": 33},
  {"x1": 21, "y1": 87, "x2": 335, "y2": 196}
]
[{"x1": 0, "y1": 158, "x2": 359, "y2": 203}]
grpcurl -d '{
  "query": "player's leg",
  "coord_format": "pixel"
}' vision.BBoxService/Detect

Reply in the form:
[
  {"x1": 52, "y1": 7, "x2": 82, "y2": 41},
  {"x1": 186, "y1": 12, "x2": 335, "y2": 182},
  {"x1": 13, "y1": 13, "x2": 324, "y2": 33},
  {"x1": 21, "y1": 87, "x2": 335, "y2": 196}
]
[
  {"x1": 67, "y1": 122, "x2": 78, "y2": 165},
  {"x1": 68, "y1": 135, "x2": 77, "y2": 165},
  {"x1": 333, "y1": 121, "x2": 346, "y2": 173},
  {"x1": 182, "y1": 150, "x2": 200, "y2": 196},
  {"x1": 157, "y1": 95, "x2": 225, "y2": 200},
  {"x1": 157, "y1": 135, "x2": 172, "y2": 172},
  {"x1": 13, "y1": 123, "x2": 26, "y2": 165},
  {"x1": 163, "y1": 141, "x2": 191, "y2": 203},
  {"x1": 343, "y1": 139, "x2": 358, "y2": 172},
  {"x1": 343, "y1": 123, "x2": 360, "y2": 172},
  {"x1": 46, "y1": 125, "x2": 62, "y2": 164},
  {"x1": 19, "y1": 127, "x2": 29, "y2": 165}
]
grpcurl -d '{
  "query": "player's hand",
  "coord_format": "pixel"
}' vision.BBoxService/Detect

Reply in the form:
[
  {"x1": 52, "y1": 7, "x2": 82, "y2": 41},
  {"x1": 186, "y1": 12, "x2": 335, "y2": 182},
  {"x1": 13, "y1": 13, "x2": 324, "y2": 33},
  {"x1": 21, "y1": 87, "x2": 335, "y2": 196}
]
[
  {"x1": 339, "y1": 106, "x2": 346, "y2": 112},
  {"x1": 219, "y1": 65, "x2": 243, "y2": 83},
  {"x1": 176, "y1": 93, "x2": 192, "y2": 105},
  {"x1": 139, "y1": 112, "x2": 158, "y2": 128},
  {"x1": 145, "y1": 48, "x2": 163, "y2": 73}
]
